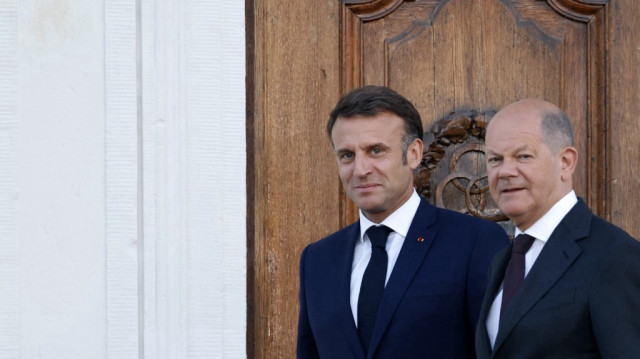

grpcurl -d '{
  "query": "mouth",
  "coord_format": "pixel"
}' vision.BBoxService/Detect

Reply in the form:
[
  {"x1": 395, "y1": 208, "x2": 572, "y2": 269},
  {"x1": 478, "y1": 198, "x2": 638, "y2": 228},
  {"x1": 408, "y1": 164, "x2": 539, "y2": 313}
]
[
  {"x1": 354, "y1": 183, "x2": 379, "y2": 191},
  {"x1": 500, "y1": 187, "x2": 524, "y2": 194}
]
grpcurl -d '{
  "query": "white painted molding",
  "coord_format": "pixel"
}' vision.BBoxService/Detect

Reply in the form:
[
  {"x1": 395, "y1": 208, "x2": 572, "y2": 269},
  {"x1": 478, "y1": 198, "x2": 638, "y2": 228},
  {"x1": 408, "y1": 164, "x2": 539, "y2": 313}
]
[
  {"x1": 140, "y1": 0, "x2": 160, "y2": 357},
  {"x1": 140, "y1": 0, "x2": 246, "y2": 358},
  {"x1": 105, "y1": 0, "x2": 140, "y2": 357},
  {"x1": 0, "y1": 3, "x2": 19, "y2": 358},
  {"x1": 185, "y1": 1, "x2": 246, "y2": 357},
  {"x1": 3, "y1": 0, "x2": 247, "y2": 357},
  {"x1": 144, "y1": 0, "x2": 190, "y2": 357}
]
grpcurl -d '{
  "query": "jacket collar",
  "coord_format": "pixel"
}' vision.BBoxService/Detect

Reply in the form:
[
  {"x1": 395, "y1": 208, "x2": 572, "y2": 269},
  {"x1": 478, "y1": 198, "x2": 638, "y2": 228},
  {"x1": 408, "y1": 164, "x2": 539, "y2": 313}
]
[{"x1": 491, "y1": 199, "x2": 592, "y2": 355}]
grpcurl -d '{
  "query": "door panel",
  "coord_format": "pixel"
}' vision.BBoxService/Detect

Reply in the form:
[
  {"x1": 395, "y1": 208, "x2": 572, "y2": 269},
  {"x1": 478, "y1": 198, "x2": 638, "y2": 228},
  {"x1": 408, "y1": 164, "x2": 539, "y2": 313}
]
[
  {"x1": 249, "y1": 0, "x2": 640, "y2": 357},
  {"x1": 341, "y1": 0, "x2": 604, "y2": 227}
]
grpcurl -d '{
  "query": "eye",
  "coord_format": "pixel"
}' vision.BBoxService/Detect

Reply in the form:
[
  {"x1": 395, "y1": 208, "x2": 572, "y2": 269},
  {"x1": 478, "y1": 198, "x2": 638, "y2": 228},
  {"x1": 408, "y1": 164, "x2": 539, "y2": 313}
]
[
  {"x1": 518, "y1": 154, "x2": 533, "y2": 160},
  {"x1": 369, "y1": 145, "x2": 387, "y2": 156},
  {"x1": 338, "y1": 152, "x2": 354, "y2": 162},
  {"x1": 487, "y1": 156, "x2": 501, "y2": 164}
]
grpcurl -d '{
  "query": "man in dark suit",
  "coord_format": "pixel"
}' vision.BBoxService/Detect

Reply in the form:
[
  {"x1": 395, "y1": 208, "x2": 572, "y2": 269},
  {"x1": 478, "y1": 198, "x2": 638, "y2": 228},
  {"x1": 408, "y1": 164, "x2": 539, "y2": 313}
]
[
  {"x1": 297, "y1": 85, "x2": 509, "y2": 358},
  {"x1": 476, "y1": 98, "x2": 640, "y2": 358}
]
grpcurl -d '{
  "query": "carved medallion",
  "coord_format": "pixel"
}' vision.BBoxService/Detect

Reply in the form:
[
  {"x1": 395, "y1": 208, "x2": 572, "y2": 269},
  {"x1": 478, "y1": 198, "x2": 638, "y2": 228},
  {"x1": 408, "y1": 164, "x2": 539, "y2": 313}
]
[{"x1": 414, "y1": 109, "x2": 514, "y2": 236}]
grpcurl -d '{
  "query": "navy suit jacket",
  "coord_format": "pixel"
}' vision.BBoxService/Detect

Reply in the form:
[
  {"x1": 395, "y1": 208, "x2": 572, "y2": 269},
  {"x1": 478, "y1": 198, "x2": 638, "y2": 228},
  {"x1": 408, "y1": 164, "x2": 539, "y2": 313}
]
[
  {"x1": 297, "y1": 198, "x2": 509, "y2": 359},
  {"x1": 476, "y1": 199, "x2": 640, "y2": 358}
]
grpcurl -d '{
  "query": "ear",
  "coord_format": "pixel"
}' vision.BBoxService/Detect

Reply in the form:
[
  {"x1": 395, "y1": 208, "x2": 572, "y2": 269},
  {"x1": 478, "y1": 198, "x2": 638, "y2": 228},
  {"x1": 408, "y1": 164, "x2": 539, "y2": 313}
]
[
  {"x1": 559, "y1": 146, "x2": 578, "y2": 182},
  {"x1": 407, "y1": 138, "x2": 423, "y2": 169}
]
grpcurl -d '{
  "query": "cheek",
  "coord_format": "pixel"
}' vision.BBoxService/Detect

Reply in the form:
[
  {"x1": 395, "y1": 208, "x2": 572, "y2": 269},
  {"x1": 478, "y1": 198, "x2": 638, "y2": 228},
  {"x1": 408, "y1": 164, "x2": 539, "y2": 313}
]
[
  {"x1": 486, "y1": 169, "x2": 498, "y2": 187},
  {"x1": 337, "y1": 164, "x2": 352, "y2": 182},
  {"x1": 338, "y1": 162, "x2": 348, "y2": 179},
  {"x1": 486, "y1": 172, "x2": 502, "y2": 201}
]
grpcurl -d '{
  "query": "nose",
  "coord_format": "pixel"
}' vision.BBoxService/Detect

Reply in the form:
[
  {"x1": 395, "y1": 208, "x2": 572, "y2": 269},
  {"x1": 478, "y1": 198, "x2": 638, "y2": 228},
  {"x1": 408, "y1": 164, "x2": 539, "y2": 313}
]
[
  {"x1": 497, "y1": 158, "x2": 518, "y2": 179},
  {"x1": 353, "y1": 154, "x2": 372, "y2": 178}
]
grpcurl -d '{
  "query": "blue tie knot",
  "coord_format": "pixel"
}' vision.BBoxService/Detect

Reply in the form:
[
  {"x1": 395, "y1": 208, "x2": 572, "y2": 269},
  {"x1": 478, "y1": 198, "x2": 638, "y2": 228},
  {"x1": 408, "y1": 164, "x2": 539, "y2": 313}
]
[{"x1": 367, "y1": 225, "x2": 392, "y2": 249}]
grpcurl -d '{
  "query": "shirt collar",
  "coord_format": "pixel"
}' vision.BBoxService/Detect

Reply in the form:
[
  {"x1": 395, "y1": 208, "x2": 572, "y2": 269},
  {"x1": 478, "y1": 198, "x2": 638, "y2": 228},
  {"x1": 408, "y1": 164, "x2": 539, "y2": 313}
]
[
  {"x1": 359, "y1": 190, "x2": 421, "y2": 242},
  {"x1": 515, "y1": 190, "x2": 578, "y2": 242}
]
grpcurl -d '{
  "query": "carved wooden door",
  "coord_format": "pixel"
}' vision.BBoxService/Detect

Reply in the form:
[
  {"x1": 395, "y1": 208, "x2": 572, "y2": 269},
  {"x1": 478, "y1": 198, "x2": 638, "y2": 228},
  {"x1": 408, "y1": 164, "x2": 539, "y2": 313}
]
[
  {"x1": 340, "y1": 0, "x2": 607, "y2": 235},
  {"x1": 249, "y1": 0, "x2": 640, "y2": 357}
]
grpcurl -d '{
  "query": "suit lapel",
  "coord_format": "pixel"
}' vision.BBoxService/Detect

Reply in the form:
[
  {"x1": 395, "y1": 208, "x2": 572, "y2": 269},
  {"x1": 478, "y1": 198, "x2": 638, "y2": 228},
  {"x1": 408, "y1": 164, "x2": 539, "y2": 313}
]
[
  {"x1": 492, "y1": 200, "x2": 592, "y2": 354},
  {"x1": 367, "y1": 199, "x2": 439, "y2": 357},
  {"x1": 338, "y1": 222, "x2": 367, "y2": 358},
  {"x1": 476, "y1": 245, "x2": 511, "y2": 357}
]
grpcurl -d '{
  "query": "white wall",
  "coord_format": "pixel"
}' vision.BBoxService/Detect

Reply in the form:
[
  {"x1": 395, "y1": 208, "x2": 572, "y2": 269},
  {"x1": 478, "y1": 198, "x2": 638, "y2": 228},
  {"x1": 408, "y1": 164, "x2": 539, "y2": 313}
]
[{"x1": 0, "y1": 1, "x2": 246, "y2": 358}]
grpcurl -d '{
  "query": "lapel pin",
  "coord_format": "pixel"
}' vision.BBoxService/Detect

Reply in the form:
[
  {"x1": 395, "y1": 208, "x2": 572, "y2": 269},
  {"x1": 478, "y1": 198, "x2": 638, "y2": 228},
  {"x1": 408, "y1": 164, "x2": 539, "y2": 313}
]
[{"x1": 417, "y1": 237, "x2": 424, "y2": 242}]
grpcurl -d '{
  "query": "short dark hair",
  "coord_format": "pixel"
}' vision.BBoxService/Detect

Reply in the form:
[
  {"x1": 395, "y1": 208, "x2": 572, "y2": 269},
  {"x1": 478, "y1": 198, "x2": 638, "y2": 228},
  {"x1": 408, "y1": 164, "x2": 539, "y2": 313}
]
[
  {"x1": 540, "y1": 108, "x2": 574, "y2": 152},
  {"x1": 327, "y1": 86, "x2": 423, "y2": 163}
]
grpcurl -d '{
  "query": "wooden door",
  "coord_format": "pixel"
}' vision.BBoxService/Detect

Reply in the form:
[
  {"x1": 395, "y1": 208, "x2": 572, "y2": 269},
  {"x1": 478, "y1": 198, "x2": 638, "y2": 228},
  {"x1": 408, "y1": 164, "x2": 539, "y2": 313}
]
[
  {"x1": 341, "y1": 0, "x2": 605, "y2": 234},
  {"x1": 248, "y1": 0, "x2": 640, "y2": 357}
]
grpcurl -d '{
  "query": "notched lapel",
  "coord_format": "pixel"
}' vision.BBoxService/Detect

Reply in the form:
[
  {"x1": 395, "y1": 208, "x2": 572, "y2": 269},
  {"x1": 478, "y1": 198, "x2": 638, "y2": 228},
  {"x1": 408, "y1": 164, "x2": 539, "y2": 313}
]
[
  {"x1": 339, "y1": 222, "x2": 367, "y2": 359},
  {"x1": 366, "y1": 200, "x2": 438, "y2": 357},
  {"x1": 476, "y1": 245, "x2": 511, "y2": 355},
  {"x1": 493, "y1": 200, "x2": 591, "y2": 353}
]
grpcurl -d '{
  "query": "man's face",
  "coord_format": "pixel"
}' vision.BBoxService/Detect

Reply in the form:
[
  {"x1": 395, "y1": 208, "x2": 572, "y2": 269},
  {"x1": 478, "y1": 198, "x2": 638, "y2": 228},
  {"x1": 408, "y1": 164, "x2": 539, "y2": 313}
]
[
  {"x1": 331, "y1": 112, "x2": 422, "y2": 223},
  {"x1": 484, "y1": 107, "x2": 568, "y2": 230}
]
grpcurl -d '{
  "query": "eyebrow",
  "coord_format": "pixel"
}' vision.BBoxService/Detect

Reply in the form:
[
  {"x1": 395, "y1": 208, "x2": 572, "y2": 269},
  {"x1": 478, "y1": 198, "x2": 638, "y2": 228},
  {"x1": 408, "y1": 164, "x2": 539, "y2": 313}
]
[
  {"x1": 513, "y1": 144, "x2": 533, "y2": 153},
  {"x1": 367, "y1": 142, "x2": 388, "y2": 149},
  {"x1": 334, "y1": 148, "x2": 352, "y2": 155},
  {"x1": 485, "y1": 144, "x2": 531, "y2": 155},
  {"x1": 335, "y1": 142, "x2": 388, "y2": 152}
]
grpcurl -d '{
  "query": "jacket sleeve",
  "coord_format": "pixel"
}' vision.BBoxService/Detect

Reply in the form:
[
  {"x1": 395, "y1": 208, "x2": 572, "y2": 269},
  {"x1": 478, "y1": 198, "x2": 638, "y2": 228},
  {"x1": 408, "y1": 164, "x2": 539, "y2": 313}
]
[
  {"x1": 590, "y1": 235, "x2": 640, "y2": 356},
  {"x1": 297, "y1": 246, "x2": 320, "y2": 359}
]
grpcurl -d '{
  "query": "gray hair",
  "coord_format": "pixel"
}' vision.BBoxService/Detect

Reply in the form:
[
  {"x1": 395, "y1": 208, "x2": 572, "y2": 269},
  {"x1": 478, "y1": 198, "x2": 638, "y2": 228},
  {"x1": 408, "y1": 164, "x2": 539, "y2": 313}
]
[{"x1": 540, "y1": 109, "x2": 574, "y2": 152}]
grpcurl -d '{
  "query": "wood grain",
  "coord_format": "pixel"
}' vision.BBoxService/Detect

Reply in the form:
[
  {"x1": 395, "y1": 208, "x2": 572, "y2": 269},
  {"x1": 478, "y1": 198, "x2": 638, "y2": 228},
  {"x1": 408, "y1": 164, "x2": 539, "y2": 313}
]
[
  {"x1": 248, "y1": 0, "x2": 640, "y2": 357},
  {"x1": 249, "y1": 0, "x2": 341, "y2": 357},
  {"x1": 608, "y1": 0, "x2": 640, "y2": 238},
  {"x1": 339, "y1": 0, "x2": 604, "y2": 224}
]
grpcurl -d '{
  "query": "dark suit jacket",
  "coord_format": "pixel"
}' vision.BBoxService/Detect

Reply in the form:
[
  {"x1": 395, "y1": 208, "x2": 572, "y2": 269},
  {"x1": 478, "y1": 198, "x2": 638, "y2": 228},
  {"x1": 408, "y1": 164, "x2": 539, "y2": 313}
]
[
  {"x1": 297, "y1": 198, "x2": 509, "y2": 359},
  {"x1": 476, "y1": 199, "x2": 640, "y2": 358}
]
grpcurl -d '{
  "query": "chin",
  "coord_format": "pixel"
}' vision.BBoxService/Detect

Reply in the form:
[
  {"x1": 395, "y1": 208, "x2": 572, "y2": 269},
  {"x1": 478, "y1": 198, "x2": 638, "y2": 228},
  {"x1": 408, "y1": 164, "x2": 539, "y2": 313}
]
[
  {"x1": 359, "y1": 204, "x2": 386, "y2": 217},
  {"x1": 359, "y1": 204, "x2": 384, "y2": 214},
  {"x1": 498, "y1": 204, "x2": 525, "y2": 221}
]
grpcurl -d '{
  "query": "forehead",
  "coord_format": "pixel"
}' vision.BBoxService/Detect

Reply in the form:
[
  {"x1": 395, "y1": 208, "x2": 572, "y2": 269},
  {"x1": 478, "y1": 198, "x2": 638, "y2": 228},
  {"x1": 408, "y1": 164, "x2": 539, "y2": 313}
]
[
  {"x1": 485, "y1": 111, "x2": 543, "y2": 150},
  {"x1": 331, "y1": 112, "x2": 405, "y2": 145}
]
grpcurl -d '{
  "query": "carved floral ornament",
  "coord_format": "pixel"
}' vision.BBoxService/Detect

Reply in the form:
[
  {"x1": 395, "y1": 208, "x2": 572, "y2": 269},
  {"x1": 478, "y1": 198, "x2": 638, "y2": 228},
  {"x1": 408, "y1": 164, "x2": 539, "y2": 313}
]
[
  {"x1": 414, "y1": 110, "x2": 511, "y2": 229},
  {"x1": 343, "y1": 0, "x2": 608, "y2": 24}
]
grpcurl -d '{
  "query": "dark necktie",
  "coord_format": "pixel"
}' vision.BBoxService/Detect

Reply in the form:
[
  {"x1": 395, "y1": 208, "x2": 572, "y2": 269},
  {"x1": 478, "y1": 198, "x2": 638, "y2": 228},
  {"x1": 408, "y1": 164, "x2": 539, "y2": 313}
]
[
  {"x1": 501, "y1": 234, "x2": 536, "y2": 315},
  {"x1": 358, "y1": 225, "x2": 392, "y2": 354}
]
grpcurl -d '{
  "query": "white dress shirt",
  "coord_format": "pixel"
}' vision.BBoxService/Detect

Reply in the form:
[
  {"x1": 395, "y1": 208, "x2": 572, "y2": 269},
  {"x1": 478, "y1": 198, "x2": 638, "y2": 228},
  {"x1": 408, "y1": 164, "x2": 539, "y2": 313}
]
[
  {"x1": 350, "y1": 190, "x2": 421, "y2": 326},
  {"x1": 486, "y1": 190, "x2": 578, "y2": 348}
]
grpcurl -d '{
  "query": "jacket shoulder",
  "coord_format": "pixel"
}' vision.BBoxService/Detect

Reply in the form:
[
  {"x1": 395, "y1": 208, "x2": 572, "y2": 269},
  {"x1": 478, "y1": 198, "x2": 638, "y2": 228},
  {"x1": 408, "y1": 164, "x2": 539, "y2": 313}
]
[
  {"x1": 430, "y1": 204, "x2": 506, "y2": 232},
  {"x1": 303, "y1": 221, "x2": 359, "y2": 254}
]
